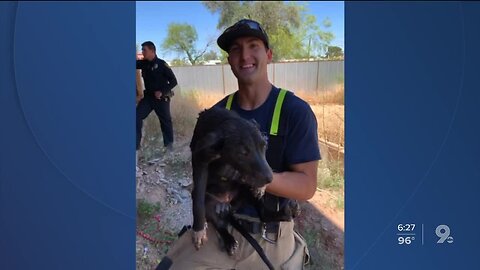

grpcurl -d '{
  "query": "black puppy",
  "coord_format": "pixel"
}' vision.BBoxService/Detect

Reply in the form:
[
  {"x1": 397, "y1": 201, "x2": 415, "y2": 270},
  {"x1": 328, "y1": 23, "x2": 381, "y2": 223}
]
[{"x1": 190, "y1": 107, "x2": 273, "y2": 255}]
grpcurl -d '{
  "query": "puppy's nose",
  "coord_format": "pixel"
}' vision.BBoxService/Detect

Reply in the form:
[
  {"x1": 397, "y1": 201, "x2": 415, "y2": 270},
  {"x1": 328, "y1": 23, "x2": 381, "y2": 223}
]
[
  {"x1": 261, "y1": 165, "x2": 273, "y2": 184},
  {"x1": 264, "y1": 171, "x2": 273, "y2": 184},
  {"x1": 255, "y1": 155, "x2": 273, "y2": 184}
]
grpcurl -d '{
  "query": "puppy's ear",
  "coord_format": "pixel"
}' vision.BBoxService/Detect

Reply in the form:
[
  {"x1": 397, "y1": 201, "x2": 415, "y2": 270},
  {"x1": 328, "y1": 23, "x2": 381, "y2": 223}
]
[{"x1": 193, "y1": 131, "x2": 224, "y2": 160}]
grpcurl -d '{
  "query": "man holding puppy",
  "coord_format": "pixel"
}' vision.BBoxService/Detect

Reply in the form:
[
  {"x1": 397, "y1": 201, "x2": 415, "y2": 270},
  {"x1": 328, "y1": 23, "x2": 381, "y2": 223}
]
[{"x1": 160, "y1": 19, "x2": 320, "y2": 269}]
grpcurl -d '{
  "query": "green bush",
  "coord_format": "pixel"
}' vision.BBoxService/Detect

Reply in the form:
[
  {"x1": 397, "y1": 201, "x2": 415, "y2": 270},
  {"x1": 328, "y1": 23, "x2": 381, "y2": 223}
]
[{"x1": 137, "y1": 199, "x2": 161, "y2": 221}]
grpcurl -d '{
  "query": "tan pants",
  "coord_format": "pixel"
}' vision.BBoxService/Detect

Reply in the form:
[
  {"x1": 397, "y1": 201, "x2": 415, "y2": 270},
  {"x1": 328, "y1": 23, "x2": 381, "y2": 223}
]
[{"x1": 165, "y1": 221, "x2": 309, "y2": 270}]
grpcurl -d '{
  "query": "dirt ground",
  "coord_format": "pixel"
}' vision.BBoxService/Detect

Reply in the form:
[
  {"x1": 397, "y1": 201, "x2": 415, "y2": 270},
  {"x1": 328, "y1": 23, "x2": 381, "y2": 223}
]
[{"x1": 136, "y1": 104, "x2": 344, "y2": 270}]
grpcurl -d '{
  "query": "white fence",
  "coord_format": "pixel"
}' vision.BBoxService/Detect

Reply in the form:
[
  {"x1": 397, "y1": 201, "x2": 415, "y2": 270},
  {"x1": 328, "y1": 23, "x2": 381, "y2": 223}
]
[{"x1": 170, "y1": 60, "x2": 344, "y2": 95}]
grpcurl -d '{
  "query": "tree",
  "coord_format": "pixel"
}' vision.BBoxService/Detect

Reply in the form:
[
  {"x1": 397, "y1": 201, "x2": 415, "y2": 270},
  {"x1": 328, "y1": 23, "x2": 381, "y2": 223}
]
[
  {"x1": 318, "y1": 18, "x2": 335, "y2": 57},
  {"x1": 203, "y1": 1, "x2": 335, "y2": 61},
  {"x1": 203, "y1": 1, "x2": 303, "y2": 61},
  {"x1": 326, "y1": 46, "x2": 344, "y2": 59},
  {"x1": 294, "y1": 7, "x2": 336, "y2": 59},
  {"x1": 219, "y1": 50, "x2": 228, "y2": 64},
  {"x1": 295, "y1": 13, "x2": 320, "y2": 59},
  {"x1": 162, "y1": 23, "x2": 212, "y2": 65},
  {"x1": 202, "y1": 50, "x2": 219, "y2": 61},
  {"x1": 170, "y1": 58, "x2": 191, "y2": 66}
]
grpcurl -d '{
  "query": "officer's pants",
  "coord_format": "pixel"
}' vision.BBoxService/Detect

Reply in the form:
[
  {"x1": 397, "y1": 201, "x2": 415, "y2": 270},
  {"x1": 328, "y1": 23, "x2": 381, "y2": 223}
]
[{"x1": 136, "y1": 95, "x2": 174, "y2": 150}]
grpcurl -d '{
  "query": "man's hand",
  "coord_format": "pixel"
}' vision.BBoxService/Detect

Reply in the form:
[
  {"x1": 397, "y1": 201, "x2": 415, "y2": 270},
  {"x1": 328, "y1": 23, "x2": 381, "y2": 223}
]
[
  {"x1": 136, "y1": 94, "x2": 143, "y2": 105},
  {"x1": 154, "y1": 91, "x2": 162, "y2": 100}
]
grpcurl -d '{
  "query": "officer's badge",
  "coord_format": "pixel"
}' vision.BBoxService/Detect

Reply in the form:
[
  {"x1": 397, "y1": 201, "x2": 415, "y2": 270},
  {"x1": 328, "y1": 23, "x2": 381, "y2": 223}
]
[{"x1": 152, "y1": 63, "x2": 158, "y2": 71}]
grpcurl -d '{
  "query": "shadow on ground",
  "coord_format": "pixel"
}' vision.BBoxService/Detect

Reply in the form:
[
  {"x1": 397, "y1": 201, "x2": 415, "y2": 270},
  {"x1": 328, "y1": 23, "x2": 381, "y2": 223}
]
[{"x1": 296, "y1": 200, "x2": 344, "y2": 270}]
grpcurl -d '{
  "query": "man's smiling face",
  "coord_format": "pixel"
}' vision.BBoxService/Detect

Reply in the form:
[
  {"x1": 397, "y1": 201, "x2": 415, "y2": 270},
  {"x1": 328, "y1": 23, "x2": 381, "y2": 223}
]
[{"x1": 227, "y1": 36, "x2": 273, "y2": 85}]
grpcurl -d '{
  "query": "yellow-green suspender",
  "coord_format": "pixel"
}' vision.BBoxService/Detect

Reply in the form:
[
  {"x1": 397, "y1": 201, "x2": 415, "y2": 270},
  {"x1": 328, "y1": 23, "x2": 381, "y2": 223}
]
[{"x1": 225, "y1": 88, "x2": 287, "y2": 136}]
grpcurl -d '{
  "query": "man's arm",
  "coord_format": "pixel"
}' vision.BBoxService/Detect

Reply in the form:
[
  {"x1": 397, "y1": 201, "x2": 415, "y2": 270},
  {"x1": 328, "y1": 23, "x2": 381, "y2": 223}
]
[
  {"x1": 136, "y1": 59, "x2": 148, "y2": 69},
  {"x1": 161, "y1": 61, "x2": 178, "y2": 92},
  {"x1": 266, "y1": 97, "x2": 320, "y2": 201},
  {"x1": 265, "y1": 160, "x2": 318, "y2": 201},
  {"x1": 136, "y1": 69, "x2": 144, "y2": 104}
]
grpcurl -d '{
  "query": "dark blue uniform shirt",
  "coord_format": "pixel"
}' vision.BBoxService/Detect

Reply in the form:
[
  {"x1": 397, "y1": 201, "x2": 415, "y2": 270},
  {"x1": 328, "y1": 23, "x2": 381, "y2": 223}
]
[
  {"x1": 136, "y1": 57, "x2": 177, "y2": 96},
  {"x1": 214, "y1": 86, "x2": 321, "y2": 217}
]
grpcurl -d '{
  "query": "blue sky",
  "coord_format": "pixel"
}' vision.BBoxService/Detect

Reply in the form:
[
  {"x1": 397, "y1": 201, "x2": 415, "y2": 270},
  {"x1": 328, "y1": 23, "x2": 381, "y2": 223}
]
[{"x1": 136, "y1": 1, "x2": 344, "y2": 61}]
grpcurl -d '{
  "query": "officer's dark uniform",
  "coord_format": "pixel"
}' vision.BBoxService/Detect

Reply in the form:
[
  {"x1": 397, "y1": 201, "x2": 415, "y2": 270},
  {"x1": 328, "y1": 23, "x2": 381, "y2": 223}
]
[{"x1": 136, "y1": 57, "x2": 178, "y2": 150}]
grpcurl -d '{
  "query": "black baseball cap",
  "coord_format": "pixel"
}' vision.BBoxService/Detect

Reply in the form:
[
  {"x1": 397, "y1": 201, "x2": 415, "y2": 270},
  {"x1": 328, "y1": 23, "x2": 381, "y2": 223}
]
[{"x1": 217, "y1": 19, "x2": 269, "y2": 52}]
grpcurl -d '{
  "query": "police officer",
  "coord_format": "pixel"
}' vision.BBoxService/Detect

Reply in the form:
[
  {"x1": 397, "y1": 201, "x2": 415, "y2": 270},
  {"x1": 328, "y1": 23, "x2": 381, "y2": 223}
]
[{"x1": 136, "y1": 41, "x2": 177, "y2": 152}]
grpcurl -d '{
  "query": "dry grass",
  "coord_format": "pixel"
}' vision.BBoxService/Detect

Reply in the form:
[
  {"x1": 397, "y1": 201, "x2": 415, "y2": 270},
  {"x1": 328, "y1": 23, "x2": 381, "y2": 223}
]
[
  {"x1": 140, "y1": 87, "x2": 344, "y2": 168},
  {"x1": 311, "y1": 104, "x2": 344, "y2": 148},
  {"x1": 139, "y1": 90, "x2": 223, "y2": 160},
  {"x1": 170, "y1": 93, "x2": 202, "y2": 140},
  {"x1": 296, "y1": 84, "x2": 344, "y2": 105},
  {"x1": 169, "y1": 90, "x2": 230, "y2": 140},
  {"x1": 182, "y1": 91, "x2": 225, "y2": 110}
]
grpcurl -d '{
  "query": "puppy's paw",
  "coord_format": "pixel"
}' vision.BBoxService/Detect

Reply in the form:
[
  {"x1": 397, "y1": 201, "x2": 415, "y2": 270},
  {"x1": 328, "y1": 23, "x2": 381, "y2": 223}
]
[
  {"x1": 192, "y1": 224, "x2": 208, "y2": 250},
  {"x1": 224, "y1": 236, "x2": 239, "y2": 256}
]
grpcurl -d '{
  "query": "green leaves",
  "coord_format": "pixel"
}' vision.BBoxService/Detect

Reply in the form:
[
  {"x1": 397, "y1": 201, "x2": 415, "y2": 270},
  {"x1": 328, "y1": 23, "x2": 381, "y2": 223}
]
[
  {"x1": 326, "y1": 46, "x2": 344, "y2": 60},
  {"x1": 162, "y1": 2, "x2": 339, "y2": 64},
  {"x1": 202, "y1": 1, "x2": 336, "y2": 61},
  {"x1": 162, "y1": 23, "x2": 212, "y2": 65}
]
